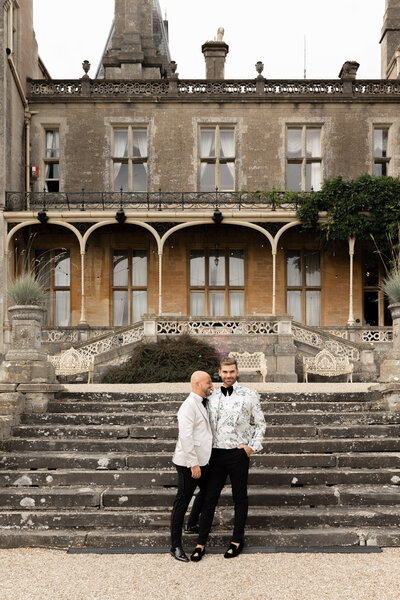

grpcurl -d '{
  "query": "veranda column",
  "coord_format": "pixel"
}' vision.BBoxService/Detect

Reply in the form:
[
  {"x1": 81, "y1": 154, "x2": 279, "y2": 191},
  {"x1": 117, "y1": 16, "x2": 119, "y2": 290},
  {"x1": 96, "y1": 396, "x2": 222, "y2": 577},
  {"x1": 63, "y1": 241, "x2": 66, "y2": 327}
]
[
  {"x1": 272, "y1": 249, "x2": 277, "y2": 316},
  {"x1": 79, "y1": 250, "x2": 87, "y2": 325},
  {"x1": 347, "y1": 238, "x2": 356, "y2": 326},
  {"x1": 158, "y1": 250, "x2": 163, "y2": 315}
]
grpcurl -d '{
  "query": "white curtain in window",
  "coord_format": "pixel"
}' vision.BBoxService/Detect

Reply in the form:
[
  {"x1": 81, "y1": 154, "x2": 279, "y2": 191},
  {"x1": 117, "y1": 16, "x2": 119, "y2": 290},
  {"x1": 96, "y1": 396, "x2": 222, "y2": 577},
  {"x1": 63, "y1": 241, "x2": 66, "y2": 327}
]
[
  {"x1": 306, "y1": 162, "x2": 321, "y2": 191},
  {"x1": 190, "y1": 251, "x2": 205, "y2": 286},
  {"x1": 209, "y1": 292, "x2": 224, "y2": 316},
  {"x1": 306, "y1": 291, "x2": 321, "y2": 326},
  {"x1": 54, "y1": 251, "x2": 70, "y2": 287},
  {"x1": 46, "y1": 130, "x2": 59, "y2": 158},
  {"x1": 114, "y1": 130, "x2": 128, "y2": 158},
  {"x1": 220, "y1": 130, "x2": 235, "y2": 180},
  {"x1": 190, "y1": 292, "x2": 205, "y2": 316},
  {"x1": 201, "y1": 130, "x2": 215, "y2": 157},
  {"x1": 229, "y1": 250, "x2": 244, "y2": 286},
  {"x1": 287, "y1": 290, "x2": 302, "y2": 322},
  {"x1": 132, "y1": 251, "x2": 147, "y2": 286},
  {"x1": 306, "y1": 129, "x2": 321, "y2": 157},
  {"x1": 305, "y1": 252, "x2": 320, "y2": 286},
  {"x1": 287, "y1": 252, "x2": 302, "y2": 286},
  {"x1": 287, "y1": 130, "x2": 302, "y2": 157},
  {"x1": 113, "y1": 252, "x2": 129, "y2": 286},
  {"x1": 55, "y1": 291, "x2": 70, "y2": 326},
  {"x1": 132, "y1": 290, "x2": 147, "y2": 323},
  {"x1": 133, "y1": 130, "x2": 147, "y2": 158},
  {"x1": 114, "y1": 290, "x2": 128, "y2": 325},
  {"x1": 230, "y1": 292, "x2": 243, "y2": 316},
  {"x1": 209, "y1": 255, "x2": 225, "y2": 286}
]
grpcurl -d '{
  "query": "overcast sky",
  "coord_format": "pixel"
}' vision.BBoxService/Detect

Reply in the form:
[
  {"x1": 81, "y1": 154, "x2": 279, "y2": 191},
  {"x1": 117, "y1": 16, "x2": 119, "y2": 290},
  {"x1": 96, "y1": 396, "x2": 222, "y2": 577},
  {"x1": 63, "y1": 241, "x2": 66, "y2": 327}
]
[{"x1": 33, "y1": 0, "x2": 385, "y2": 80}]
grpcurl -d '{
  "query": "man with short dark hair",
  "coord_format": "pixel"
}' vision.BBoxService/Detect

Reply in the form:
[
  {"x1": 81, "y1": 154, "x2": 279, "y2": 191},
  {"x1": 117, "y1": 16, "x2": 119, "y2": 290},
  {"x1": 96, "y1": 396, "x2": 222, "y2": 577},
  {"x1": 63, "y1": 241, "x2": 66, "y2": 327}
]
[{"x1": 190, "y1": 357, "x2": 266, "y2": 561}]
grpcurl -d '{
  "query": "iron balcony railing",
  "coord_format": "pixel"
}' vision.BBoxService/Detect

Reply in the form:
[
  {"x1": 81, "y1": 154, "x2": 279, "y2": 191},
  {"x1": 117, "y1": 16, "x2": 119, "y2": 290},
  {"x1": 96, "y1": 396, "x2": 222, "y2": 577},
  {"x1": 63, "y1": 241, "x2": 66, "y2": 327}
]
[{"x1": 4, "y1": 190, "x2": 310, "y2": 212}]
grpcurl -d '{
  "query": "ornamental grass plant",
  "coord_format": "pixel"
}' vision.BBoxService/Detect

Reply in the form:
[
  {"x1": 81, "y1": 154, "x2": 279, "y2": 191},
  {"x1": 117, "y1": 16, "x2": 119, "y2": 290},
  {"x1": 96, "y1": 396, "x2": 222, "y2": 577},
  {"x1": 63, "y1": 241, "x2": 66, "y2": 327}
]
[
  {"x1": 7, "y1": 272, "x2": 48, "y2": 306},
  {"x1": 101, "y1": 333, "x2": 221, "y2": 383},
  {"x1": 382, "y1": 264, "x2": 400, "y2": 305}
]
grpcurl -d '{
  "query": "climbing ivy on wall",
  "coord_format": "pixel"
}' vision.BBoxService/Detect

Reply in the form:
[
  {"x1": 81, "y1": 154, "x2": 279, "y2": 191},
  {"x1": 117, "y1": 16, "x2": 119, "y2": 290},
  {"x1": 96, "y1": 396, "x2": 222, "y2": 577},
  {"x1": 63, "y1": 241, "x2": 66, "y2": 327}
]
[{"x1": 295, "y1": 174, "x2": 400, "y2": 254}]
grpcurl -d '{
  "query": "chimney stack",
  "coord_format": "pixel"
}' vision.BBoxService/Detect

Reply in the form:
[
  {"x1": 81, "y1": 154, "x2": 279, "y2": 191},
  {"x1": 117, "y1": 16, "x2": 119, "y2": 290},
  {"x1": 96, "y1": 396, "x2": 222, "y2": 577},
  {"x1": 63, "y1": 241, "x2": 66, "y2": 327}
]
[
  {"x1": 381, "y1": 0, "x2": 400, "y2": 78},
  {"x1": 202, "y1": 27, "x2": 229, "y2": 79}
]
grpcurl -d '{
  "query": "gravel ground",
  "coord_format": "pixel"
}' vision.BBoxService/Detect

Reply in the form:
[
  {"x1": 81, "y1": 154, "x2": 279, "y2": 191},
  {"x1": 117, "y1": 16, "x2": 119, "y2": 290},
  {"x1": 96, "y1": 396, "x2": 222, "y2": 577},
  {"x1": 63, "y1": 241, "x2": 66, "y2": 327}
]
[{"x1": 1, "y1": 548, "x2": 400, "y2": 600}]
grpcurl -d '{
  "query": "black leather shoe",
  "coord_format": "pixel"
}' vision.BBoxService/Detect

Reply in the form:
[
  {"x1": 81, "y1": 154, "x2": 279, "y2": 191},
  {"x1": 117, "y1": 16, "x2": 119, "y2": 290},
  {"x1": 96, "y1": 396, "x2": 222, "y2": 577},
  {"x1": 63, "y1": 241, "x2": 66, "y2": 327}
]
[
  {"x1": 184, "y1": 524, "x2": 199, "y2": 534},
  {"x1": 190, "y1": 546, "x2": 206, "y2": 562},
  {"x1": 170, "y1": 546, "x2": 189, "y2": 562},
  {"x1": 224, "y1": 541, "x2": 243, "y2": 559}
]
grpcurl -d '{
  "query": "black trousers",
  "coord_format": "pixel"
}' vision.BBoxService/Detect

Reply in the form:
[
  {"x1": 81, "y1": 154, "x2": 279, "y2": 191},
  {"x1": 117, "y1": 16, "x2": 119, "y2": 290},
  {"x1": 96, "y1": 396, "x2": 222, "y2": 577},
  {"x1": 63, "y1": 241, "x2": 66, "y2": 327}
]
[
  {"x1": 170, "y1": 463, "x2": 209, "y2": 548},
  {"x1": 197, "y1": 448, "x2": 249, "y2": 546}
]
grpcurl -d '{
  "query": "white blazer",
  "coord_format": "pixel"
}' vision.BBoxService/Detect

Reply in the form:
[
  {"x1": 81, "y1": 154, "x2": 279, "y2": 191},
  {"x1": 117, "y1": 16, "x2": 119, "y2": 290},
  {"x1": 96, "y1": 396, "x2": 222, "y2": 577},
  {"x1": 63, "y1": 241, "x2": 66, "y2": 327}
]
[{"x1": 172, "y1": 392, "x2": 213, "y2": 468}]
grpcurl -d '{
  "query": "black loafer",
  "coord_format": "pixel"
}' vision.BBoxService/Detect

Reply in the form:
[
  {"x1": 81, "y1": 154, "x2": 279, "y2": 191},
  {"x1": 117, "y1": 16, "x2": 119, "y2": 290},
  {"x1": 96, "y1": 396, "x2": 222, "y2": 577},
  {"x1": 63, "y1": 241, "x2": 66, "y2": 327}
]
[
  {"x1": 190, "y1": 546, "x2": 206, "y2": 562},
  {"x1": 224, "y1": 541, "x2": 243, "y2": 559},
  {"x1": 170, "y1": 546, "x2": 189, "y2": 562},
  {"x1": 184, "y1": 524, "x2": 199, "y2": 534}
]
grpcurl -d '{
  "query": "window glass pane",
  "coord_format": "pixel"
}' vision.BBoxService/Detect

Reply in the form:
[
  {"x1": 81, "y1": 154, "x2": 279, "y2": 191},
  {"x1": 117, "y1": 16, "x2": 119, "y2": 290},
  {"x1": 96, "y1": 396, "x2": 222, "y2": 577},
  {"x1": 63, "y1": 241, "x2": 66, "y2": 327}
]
[
  {"x1": 35, "y1": 251, "x2": 51, "y2": 287},
  {"x1": 113, "y1": 290, "x2": 129, "y2": 325},
  {"x1": 46, "y1": 130, "x2": 59, "y2": 158},
  {"x1": 229, "y1": 250, "x2": 244, "y2": 286},
  {"x1": 363, "y1": 252, "x2": 379, "y2": 287},
  {"x1": 114, "y1": 130, "x2": 128, "y2": 157},
  {"x1": 190, "y1": 250, "x2": 205, "y2": 286},
  {"x1": 306, "y1": 129, "x2": 321, "y2": 157},
  {"x1": 374, "y1": 162, "x2": 387, "y2": 177},
  {"x1": 201, "y1": 163, "x2": 215, "y2": 192},
  {"x1": 374, "y1": 129, "x2": 388, "y2": 158},
  {"x1": 220, "y1": 163, "x2": 235, "y2": 190},
  {"x1": 113, "y1": 251, "x2": 129, "y2": 286},
  {"x1": 287, "y1": 290, "x2": 302, "y2": 322},
  {"x1": 287, "y1": 163, "x2": 301, "y2": 191},
  {"x1": 132, "y1": 251, "x2": 147, "y2": 287},
  {"x1": 364, "y1": 291, "x2": 379, "y2": 326},
  {"x1": 45, "y1": 180, "x2": 59, "y2": 192},
  {"x1": 45, "y1": 163, "x2": 59, "y2": 179},
  {"x1": 114, "y1": 163, "x2": 129, "y2": 191},
  {"x1": 55, "y1": 291, "x2": 70, "y2": 326},
  {"x1": 220, "y1": 130, "x2": 235, "y2": 157},
  {"x1": 42, "y1": 295, "x2": 50, "y2": 326},
  {"x1": 306, "y1": 290, "x2": 321, "y2": 326},
  {"x1": 209, "y1": 292, "x2": 225, "y2": 316},
  {"x1": 133, "y1": 130, "x2": 147, "y2": 157},
  {"x1": 287, "y1": 251, "x2": 302, "y2": 286},
  {"x1": 54, "y1": 250, "x2": 70, "y2": 286},
  {"x1": 133, "y1": 163, "x2": 147, "y2": 192},
  {"x1": 305, "y1": 252, "x2": 320, "y2": 286},
  {"x1": 287, "y1": 129, "x2": 302, "y2": 157},
  {"x1": 201, "y1": 129, "x2": 215, "y2": 157},
  {"x1": 306, "y1": 162, "x2": 321, "y2": 191},
  {"x1": 230, "y1": 292, "x2": 244, "y2": 316},
  {"x1": 132, "y1": 290, "x2": 147, "y2": 323},
  {"x1": 209, "y1": 253, "x2": 225, "y2": 286},
  {"x1": 190, "y1": 292, "x2": 205, "y2": 316}
]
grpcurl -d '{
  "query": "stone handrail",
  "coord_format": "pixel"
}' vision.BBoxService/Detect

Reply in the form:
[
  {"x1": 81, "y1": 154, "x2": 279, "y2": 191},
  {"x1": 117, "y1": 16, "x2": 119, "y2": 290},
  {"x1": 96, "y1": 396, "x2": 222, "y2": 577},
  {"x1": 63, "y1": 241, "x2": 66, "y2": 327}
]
[
  {"x1": 154, "y1": 316, "x2": 280, "y2": 336},
  {"x1": 292, "y1": 322, "x2": 364, "y2": 362},
  {"x1": 321, "y1": 326, "x2": 393, "y2": 344}
]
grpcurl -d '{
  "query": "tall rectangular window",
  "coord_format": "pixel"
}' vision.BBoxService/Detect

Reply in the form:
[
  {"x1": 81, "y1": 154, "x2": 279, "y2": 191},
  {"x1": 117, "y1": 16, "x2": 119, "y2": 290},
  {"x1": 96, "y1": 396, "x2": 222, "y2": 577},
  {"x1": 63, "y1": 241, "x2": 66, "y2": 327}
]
[
  {"x1": 200, "y1": 127, "x2": 235, "y2": 192},
  {"x1": 286, "y1": 250, "x2": 321, "y2": 325},
  {"x1": 113, "y1": 249, "x2": 147, "y2": 325},
  {"x1": 374, "y1": 129, "x2": 390, "y2": 176},
  {"x1": 287, "y1": 127, "x2": 322, "y2": 191},
  {"x1": 35, "y1": 249, "x2": 70, "y2": 326},
  {"x1": 44, "y1": 130, "x2": 60, "y2": 192},
  {"x1": 189, "y1": 248, "x2": 244, "y2": 316},
  {"x1": 113, "y1": 128, "x2": 147, "y2": 192},
  {"x1": 362, "y1": 250, "x2": 391, "y2": 326}
]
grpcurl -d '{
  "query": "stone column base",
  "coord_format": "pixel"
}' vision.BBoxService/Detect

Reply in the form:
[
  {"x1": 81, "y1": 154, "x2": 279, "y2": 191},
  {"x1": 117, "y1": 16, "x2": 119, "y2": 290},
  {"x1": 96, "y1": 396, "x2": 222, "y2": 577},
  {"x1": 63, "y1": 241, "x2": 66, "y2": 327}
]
[
  {"x1": 17, "y1": 383, "x2": 65, "y2": 413},
  {"x1": 381, "y1": 384, "x2": 400, "y2": 412}
]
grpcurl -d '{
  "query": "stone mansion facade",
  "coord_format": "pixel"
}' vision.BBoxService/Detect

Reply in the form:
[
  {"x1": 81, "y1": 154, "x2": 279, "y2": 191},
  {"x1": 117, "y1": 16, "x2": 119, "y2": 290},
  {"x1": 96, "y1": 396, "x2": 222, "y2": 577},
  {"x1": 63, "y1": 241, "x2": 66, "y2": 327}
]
[{"x1": 0, "y1": 0, "x2": 399, "y2": 370}]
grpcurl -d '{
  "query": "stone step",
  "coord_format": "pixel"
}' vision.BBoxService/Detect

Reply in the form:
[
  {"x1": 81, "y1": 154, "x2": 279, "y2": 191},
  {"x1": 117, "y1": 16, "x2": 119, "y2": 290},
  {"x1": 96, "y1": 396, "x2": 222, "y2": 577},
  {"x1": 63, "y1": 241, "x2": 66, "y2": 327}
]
[
  {"x1": 6, "y1": 437, "x2": 400, "y2": 454},
  {"x1": 3, "y1": 451, "x2": 400, "y2": 471},
  {"x1": 47, "y1": 401, "x2": 384, "y2": 414},
  {"x1": 0, "y1": 487, "x2": 102, "y2": 509},
  {"x1": 1, "y1": 506, "x2": 400, "y2": 531},
  {"x1": 21, "y1": 411, "x2": 400, "y2": 427},
  {"x1": 11, "y1": 423, "x2": 400, "y2": 440},
  {"x1": 1, "y1": 468, "x2": 399, "y2": 488}
]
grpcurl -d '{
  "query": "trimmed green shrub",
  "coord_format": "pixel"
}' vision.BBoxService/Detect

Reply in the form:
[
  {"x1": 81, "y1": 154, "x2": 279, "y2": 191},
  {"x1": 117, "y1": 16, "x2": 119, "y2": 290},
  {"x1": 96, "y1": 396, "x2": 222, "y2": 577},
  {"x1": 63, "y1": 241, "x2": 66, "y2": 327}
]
[{"x1": 101, "y1": 334, "x2": 220, "y2": 383}]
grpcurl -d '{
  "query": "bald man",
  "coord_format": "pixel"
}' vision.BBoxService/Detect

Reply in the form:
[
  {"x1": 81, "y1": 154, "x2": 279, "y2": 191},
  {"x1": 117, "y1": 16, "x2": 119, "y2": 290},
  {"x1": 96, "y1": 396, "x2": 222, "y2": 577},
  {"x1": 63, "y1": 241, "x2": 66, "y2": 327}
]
[{"x1": 170, "y1": 371, "x2": 214, "y2": 562}]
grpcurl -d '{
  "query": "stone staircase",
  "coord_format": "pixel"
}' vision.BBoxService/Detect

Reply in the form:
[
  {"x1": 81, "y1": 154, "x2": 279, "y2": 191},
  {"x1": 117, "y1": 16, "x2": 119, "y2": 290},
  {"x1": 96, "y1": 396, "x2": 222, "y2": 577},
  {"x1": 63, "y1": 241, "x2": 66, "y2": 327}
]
[{"x1": 1, "y1": 388, "x2": 400, "y2": 548}]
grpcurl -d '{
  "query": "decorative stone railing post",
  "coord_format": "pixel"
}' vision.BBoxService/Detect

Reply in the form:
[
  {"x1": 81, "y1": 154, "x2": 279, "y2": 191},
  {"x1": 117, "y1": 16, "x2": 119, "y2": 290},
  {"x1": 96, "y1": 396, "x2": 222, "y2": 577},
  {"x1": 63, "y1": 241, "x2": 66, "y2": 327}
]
[
  {"x1": 380, "y1": 303, "x2": 400, "y2": 410},
  {"x1": 274, "y1": 315, "x2": 297, "y2": 382},
  {"x1": 142, "y1": 314, "x2": 157, "y2": 342},
  {"x1": 0, "y1": 305, "x2": 63, "y2": 417}
]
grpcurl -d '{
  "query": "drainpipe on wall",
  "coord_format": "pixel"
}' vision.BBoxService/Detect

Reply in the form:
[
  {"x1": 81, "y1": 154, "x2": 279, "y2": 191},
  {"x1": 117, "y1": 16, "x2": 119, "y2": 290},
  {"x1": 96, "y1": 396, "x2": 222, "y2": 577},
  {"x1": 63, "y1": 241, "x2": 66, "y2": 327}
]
[{"x1": 6, "y1": 48, "x2": 32, "y2": 198}]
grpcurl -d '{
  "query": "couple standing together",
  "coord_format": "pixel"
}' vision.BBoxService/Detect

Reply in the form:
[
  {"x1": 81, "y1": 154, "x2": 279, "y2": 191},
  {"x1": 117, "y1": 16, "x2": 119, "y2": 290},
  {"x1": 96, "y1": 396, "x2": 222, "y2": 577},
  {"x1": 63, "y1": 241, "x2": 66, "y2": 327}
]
[{"x1": 170, "y1": 357, "x2": 266, "y2": 562}]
